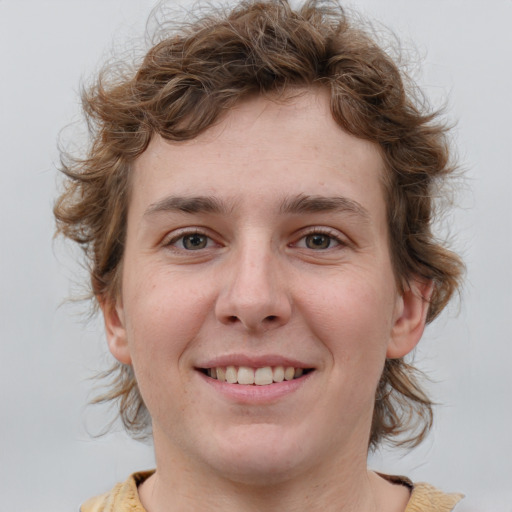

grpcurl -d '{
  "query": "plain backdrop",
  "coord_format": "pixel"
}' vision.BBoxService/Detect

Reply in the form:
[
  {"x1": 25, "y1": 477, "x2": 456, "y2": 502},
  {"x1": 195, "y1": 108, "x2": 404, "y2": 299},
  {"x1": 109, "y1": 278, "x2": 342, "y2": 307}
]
[{"x1": 1, "y1": 0, "x2": 511, "y2": 510}]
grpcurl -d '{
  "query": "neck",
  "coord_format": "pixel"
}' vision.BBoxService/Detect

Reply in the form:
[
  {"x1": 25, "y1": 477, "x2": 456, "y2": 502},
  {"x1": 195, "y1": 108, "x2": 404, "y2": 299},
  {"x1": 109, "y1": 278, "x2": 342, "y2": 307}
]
[
  {"x1": 139, "y1": 431, "x2": 398, "y2": 512},
  {"x1": 141, "y1": 469, "x2": 379, "y2": 512}
]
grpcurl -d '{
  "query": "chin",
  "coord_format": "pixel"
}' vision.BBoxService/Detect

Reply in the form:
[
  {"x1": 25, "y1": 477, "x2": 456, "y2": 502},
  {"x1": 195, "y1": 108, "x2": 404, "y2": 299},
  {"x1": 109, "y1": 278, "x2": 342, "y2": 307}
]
[{"x1": 202, "y1": 423, "x2": 318, "y2": 486}]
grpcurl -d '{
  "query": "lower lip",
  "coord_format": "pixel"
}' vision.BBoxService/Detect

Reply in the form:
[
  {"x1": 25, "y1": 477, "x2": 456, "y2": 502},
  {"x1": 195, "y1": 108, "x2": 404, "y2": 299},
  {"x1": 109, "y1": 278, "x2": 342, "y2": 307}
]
[{"x1": 197, "y1": 371, "x2": 313, "y2": 404}]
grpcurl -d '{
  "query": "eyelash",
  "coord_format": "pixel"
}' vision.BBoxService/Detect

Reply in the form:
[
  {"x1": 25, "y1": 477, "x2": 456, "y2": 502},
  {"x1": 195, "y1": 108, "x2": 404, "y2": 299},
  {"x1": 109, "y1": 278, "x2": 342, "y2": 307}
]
[
  {"x1": 163, "y1": 227, "x2": 347, "y2": 252},
  {"x1": 292, "y1": 228, "x2": 346, "y2": 250},
  {"x1": 163, "y1": 229, "x2": 218, "y2": 251}
]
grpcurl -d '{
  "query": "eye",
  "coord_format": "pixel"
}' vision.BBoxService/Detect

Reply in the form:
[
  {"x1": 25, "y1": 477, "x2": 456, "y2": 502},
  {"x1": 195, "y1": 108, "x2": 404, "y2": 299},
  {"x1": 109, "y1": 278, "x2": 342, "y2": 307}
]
[
  {"x1": 304, "y1": 233, "x2": 337, "y2": 249},
  {"x1": 166, "y1": 231, "x2": 216, "y2": 251},
  {"x1": 181, "y1": 233, "x2": 209, "y2": 250},
  {"x1": 294, "y1": 230, "x2": 343, "y2": 250}
]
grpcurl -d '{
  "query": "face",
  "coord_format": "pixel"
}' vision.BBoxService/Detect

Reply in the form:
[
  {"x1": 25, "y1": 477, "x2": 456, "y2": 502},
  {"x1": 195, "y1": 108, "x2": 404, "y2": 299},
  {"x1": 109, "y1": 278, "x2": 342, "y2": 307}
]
[{"x1": 104, "y1": 89, "x2": 428, "y2": 485}]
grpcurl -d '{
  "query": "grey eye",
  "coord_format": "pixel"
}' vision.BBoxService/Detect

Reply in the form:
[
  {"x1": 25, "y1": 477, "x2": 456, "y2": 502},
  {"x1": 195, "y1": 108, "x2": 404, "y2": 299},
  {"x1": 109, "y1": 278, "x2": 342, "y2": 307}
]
[
  {"x1": 182, "y1": 234, "x2": 209, "y2": 250},
  {"x1": 304, "y1": 234, "x2": 333, "y2": 249}
]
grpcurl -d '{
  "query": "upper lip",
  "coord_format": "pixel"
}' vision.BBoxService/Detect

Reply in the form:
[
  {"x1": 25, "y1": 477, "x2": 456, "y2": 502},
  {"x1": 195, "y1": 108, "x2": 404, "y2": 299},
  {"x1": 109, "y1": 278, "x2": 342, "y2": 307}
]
[{"x1": 196, "y1": 354, "x2": 313, "y2": 369}]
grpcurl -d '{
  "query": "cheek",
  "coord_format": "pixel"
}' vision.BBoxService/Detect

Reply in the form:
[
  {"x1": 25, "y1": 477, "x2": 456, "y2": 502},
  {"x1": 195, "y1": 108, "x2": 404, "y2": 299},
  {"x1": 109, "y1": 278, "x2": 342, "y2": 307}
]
[
  {"x1": 299, "y1": 274, "x2": 395, "y2": 366},
  {"x1": 123, "y1": 271, "x2": 215, "y2": 370},
  {"x1": 121, "y1": 278, "x2": 215, "y2": 420}
]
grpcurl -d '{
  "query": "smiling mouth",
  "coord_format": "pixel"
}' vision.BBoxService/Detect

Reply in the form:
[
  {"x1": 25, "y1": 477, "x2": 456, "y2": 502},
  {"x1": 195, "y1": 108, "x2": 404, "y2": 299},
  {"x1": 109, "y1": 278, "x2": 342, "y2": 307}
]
[{"x1": 199, "y1": 366, "x2": 313, "y2": 386}]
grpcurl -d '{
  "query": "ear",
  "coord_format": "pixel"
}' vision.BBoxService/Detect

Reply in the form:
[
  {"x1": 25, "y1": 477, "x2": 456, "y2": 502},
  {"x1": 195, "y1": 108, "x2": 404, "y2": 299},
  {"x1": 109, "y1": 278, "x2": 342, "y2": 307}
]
[
  {"x1": 100, "y1": 296, "x2": 132, "y2": 365},
  {"x1": 386, "y1": 278, "x2": 434, "y2": 359}
]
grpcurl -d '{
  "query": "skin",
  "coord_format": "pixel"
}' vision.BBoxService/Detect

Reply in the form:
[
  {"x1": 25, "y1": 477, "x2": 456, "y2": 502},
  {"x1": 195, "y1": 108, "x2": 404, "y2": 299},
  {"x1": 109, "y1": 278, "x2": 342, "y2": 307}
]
[{"x1": 102, "y1": 88, "x2": 431, "y2": 512}]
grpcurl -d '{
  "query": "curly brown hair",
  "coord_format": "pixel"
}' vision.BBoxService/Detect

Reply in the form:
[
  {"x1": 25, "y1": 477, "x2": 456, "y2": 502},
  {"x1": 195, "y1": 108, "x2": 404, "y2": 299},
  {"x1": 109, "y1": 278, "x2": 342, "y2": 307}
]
[{"x1": 54, "y1": 0, "x2": 463, "y2": 449}]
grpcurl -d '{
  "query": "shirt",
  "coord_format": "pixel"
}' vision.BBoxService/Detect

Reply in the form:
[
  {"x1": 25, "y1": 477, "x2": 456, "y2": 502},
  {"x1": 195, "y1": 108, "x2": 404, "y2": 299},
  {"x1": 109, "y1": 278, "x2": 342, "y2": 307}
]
[{"x1": 81, "y1": 471, "x2": 464, "y2": 512}]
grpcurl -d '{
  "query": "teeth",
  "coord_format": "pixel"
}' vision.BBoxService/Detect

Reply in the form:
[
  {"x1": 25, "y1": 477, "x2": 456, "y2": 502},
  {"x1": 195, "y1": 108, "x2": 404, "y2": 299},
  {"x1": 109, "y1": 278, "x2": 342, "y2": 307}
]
[
  {"x1": 273, "y1": 366, "x2": 284, "y2": 383},
  {"x1": 206, "y1": 365, "x2": 307, "y2": 385},
  {"x1": 216, "y1": 367, "x2": 226, "y2": 382},
  {"x1": 284, "y1": 367, "x2": 295, "y2": 381},
  {"x1": 238, "y1": 366, "x2": 255, "y2": 385},
  {"x1": 255, "y1": 367, "x2": 273, "y2": 386},
  {"x1": 225, "y1": 365, "x2": 237, "y2": 384}
]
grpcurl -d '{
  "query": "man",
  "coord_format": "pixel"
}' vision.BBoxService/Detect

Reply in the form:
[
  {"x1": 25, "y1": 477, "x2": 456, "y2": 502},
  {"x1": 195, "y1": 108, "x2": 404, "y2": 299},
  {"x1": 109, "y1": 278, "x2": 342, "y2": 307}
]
[{"x1": 55, "y1": 1, "x2": 464, "y2": 510}]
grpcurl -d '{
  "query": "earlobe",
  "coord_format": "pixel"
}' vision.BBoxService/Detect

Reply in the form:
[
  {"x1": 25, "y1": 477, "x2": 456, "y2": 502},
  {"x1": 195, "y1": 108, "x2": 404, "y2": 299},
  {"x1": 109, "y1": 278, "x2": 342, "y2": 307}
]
[
  {"x1": 386, "y1": 279, "x2": 434, "y2": 359},
  {"x1": 100, "y1": 297, "x2": 132, "y2": 365}
]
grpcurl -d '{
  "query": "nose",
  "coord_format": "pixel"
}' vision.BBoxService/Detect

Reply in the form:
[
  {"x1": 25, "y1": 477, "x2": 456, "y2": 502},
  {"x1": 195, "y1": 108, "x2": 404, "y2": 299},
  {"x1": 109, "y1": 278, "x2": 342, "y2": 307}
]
[{"x1": 215, "y1": 240, "x2": 292, "y2": 333}]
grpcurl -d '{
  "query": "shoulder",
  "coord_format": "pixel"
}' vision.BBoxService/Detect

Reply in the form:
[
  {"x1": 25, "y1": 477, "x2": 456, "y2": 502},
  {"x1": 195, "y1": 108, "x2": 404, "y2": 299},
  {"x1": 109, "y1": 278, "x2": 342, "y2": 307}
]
[
  {"x1": 378, "y1": 473, "x2": 464, "y2": 512},
  {"x1": 407, "y1": 481, "x2": 464, "y2": 512},
  {"x1": 80, "y1": 471, "x2": 154, "y2": 512}
]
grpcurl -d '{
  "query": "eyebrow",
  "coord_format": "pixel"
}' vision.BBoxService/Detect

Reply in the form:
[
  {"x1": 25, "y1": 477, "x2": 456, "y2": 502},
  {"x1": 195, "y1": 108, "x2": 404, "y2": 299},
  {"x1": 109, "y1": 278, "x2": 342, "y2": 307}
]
[
  {"x1": 144, "y1": 195, "x2": 235, "y2": 217},
  {"x1": 279, "y1": 194, "x2": 370, "y2": 221},
  {"x1": 144, "y1": 193, "x2": 370, "y2": 221}
]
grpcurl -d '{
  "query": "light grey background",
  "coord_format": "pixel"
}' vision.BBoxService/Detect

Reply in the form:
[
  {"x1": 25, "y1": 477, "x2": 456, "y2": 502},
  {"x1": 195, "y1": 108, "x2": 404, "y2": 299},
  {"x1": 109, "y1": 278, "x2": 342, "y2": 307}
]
[{"x1": 1, "y1": 0, "x2": 511, "y2": 510}]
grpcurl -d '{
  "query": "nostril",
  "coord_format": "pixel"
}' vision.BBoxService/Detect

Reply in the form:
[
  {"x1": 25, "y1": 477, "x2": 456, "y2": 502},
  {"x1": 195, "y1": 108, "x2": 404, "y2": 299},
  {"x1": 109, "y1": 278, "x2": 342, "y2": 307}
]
[{"x1": 265, "y1": 315, "x2": 277, "y2": 321}]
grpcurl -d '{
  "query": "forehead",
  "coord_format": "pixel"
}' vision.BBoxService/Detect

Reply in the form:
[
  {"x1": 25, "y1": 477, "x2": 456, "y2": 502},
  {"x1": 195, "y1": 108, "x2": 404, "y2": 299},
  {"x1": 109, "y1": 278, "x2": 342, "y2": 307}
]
[{"x1": 130, "y1": 88, "x2": 386, "y2": 221}]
